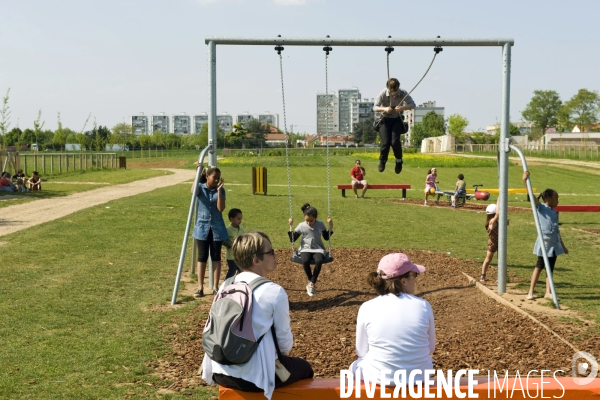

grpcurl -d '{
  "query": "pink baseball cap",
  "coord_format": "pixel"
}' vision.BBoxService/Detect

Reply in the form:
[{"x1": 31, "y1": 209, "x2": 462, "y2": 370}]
[{"x1": 377, "y1": 253, "x2": 425, "y2": 279}]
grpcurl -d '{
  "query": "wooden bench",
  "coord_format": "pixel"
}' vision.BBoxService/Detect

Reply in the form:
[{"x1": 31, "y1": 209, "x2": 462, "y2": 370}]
[
  {"x1": 337, "y1": 184, "x2": 410, "y2": 199},
  {"x1": 218, "y1": 377, "x2": 600, "y2": 399}
]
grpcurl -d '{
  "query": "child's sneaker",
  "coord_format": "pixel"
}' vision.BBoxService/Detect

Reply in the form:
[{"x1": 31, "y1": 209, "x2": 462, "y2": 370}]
[
  {"x1": 435, "y1": 200, "x2": 440, "y2": 205},
  {"x1": 194, "y1": 289, "x2": 204, "y2": 298},
  {"x1": 306, "y1": 282, "x2": 315, "y2": 297},
  {"x1": 424, "y1": 200, "x2": 428, "y2": 206}
]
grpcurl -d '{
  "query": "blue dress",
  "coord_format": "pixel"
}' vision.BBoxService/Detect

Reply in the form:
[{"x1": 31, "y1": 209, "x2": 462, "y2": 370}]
[
  {"x1": 192, "y1": 183, "x2": 228, "y2": 241},
  {"x1": 533, "y1": 203, "x2": 564, "y2": 257}
]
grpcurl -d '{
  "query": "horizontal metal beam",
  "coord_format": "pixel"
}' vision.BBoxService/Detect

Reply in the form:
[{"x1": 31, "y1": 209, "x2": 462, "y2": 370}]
[{"x1": 205, "y1": 36, "x2": 514, "y2": 47}]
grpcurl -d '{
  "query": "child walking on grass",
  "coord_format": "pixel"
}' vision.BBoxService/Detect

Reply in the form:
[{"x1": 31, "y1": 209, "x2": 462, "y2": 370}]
[
  {"x1": 223, "y1": 208, "x2": 245, "y2": 279},
  {"x1": 288, "y1": 203, "x2": 334, "y2": 297},
  {"x1": 480, "y1": 199, "x2": 507, "y2": 282},
  {"x1": 523, "y1": 171, "x2": 568, "y2": 301}
]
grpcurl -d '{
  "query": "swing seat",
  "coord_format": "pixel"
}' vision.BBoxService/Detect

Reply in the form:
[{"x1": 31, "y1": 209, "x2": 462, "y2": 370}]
[{"x1": 290, "y1": 250, "x2": 334, "y2": 265}]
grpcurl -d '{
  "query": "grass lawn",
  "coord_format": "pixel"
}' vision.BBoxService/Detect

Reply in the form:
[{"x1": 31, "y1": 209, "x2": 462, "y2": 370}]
[
  {"x1": 1, "y1": 154, "x2": 599, "y2": 398},
  {"x1": 0, "y1": 169, "x2": 170, "y2": 209}
]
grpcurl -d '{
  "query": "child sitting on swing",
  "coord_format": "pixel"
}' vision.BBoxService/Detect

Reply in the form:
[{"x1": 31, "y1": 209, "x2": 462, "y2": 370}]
[{"x1": 288, "y1": 203, "x2": 334, "y2": 297}]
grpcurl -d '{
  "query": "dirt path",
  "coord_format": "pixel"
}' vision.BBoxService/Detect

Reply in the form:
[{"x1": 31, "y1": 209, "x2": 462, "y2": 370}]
[{"x1": 0, "y1": 169, "x2": 193, "y2": 238}]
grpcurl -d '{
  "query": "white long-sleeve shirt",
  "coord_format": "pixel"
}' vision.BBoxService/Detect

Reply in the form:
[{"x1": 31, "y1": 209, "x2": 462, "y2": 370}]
[
  {"x1": 350, "y1": 293, "x2": 436, "y2": 385},
  {"x1": 201, "y1": 272, "x2": 293, "y2": 400}
]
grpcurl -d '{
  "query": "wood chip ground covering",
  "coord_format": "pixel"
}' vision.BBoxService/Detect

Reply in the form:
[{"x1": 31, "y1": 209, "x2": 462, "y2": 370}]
[{"x1": 154, "y1": 248, "x2": 585, "y2": 392}]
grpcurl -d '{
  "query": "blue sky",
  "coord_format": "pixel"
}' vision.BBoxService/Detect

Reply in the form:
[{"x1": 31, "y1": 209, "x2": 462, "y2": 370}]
[{"x1": 1, "y1": 0, "x2": 599, "y2": 134}]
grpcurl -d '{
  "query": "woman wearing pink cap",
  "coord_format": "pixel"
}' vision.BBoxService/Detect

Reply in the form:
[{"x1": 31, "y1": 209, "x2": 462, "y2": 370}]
[{"x1": 349, "y1": 253, "x2": 436, "y2": 385}]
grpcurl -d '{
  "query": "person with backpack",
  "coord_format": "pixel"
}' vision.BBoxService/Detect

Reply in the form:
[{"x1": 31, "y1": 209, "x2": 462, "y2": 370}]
[{"x1": 201, "y1": 231, "x2": 314, "y2": 399}]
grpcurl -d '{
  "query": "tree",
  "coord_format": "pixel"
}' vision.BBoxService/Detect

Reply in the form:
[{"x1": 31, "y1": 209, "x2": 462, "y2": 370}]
[
  {"x1": 410, "y1": 111, "x2": 445, "y2": 147},
  {"x1": 20, "y1": 128, "x2": 36, "y2": 145},
  {"x1": 139, "y1": 134, "x2": 152, "y2": 149},
  {"x1": 422, "y1": 111, "x2": 445, "y2": 135},
  {"x1": 447, "y1": 114, "x2": 469, "y2": 136},
  {"x1": 5, "y1": 127, "x2": 21, "y2": 146},
  {"x1": 54, "y1": 112, "x2": 65, "y2": 151},
  {"x1": 0, "y1": 88, "x2": 11, "y2": 144},
  {"x1": 33, "y1": 109, "x2": 45, "y2": 147},
  {"x1": 227, "y1": 122, "x2": 248, "y2": 148},
  {"x1": 112, "y1": 122, "x2": 133, "y2": 151},
  {"x1": 562, "y1": 89, "x2": 600, "y2": 132},
  {"x1": 75, "y1": 133, "x2": 87, "y2": 150},
  {"x1": 352, "y1": 117, "x2": 377, "y2": 145},
  {"x1": 521, "y1": 90, "x2": 562, "y2": 136},
  {"x1": 164, "y1": 133, "x2": 180, "y2": 149}
]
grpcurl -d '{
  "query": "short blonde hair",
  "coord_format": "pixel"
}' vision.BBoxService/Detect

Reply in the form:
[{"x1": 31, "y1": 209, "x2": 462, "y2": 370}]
[{"x1": 232, "y1": 231, "x2": 271, "y2": 271}]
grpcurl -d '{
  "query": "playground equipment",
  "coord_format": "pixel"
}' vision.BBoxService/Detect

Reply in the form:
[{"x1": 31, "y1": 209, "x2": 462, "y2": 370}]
[
  {"x1": 171, "y1": 141, "x2": 214, "y2": 305},
  {"x1": 204, "y1": 35, "x2": 514, "y2": 294},
  {"x1": 510, "y1": 145, "x2": 560, "y2": 310},
  {"x1": 554, "y1": 205, "x2": 600, "y2": 212},
  {"x1": 434, "y1": 184, "x2": 491, "y2": 206},
  {"x1": 276, "y1": 42, "x2": 334, "y2": 265}
]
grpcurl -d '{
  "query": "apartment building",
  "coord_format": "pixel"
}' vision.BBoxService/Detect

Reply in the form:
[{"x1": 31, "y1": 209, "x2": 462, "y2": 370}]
[
  {"x1": 131, "y1": 114, "x2": 149, "y2": 135},
  {"x1": 349, "y1": 98, "x2": 375, "y2": 132},
  {"x1": 172, "y1": 113, "x2": 191, "y2": 135},
  {"x1": 151, "y1": 113, "x2": 170, "y2": 134},
  {"x1": 338, "y1": 88, "x2": 361, "y2": 134},
  {"x1": 404, "y1": 101, "x2": 445, "y2": 144},
  {"x1": 316, "y1": 93, "x2": 339, "y2": 134}
]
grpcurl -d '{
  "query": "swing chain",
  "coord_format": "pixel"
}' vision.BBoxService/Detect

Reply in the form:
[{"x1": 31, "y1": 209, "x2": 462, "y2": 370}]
[
  {"x1": 385, "y1": 46, "x2": 394, "y2": 81},
  {"x1": 275, "y1": 45, "x2": 295, "y2": 253},
  {"x1": 324, "y1": 48, "x2": 332, "y2": 256}
]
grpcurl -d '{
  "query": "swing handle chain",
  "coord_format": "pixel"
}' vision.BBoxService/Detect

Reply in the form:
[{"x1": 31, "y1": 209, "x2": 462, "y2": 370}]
[
  {"x1": 275, "y1": 45, "x2": 284, "y2": 55},
  {"x1": 322, "y1": 46, "x2": 332, "y2": 55}
]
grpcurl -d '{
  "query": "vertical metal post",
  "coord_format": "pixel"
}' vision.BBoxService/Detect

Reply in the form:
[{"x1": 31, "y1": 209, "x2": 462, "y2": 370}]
[
  {"x1": 208, "y1": 40, "x2": 218, "y2": 167},
  {"x1": 497, "y1": 42, "x2": 511, "y2": 294},
  {"x1": 509, "y1": 145, "x2": 560, "y2": 309},
  {"x1": 171, "y1": 142, "x2": 214, "y2": 305}
]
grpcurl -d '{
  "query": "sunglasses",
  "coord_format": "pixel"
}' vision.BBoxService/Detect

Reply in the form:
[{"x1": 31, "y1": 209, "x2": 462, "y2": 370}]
[{"x1": 259, "y1": 249, "x2": 275, "y2": 256}]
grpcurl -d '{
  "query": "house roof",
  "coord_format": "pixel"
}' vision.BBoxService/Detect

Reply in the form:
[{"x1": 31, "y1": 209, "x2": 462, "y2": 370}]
[{"x1": 265, "y1": 133, "x2": 286, "y2": 141}]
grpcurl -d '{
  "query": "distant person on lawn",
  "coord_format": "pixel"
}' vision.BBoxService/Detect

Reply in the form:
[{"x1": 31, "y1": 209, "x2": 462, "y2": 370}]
[
  {"x1": 0, "y1": 171, "x2": 18, "y2": 192},
  {"x1": 350, "y1": 160, "x2": 368, "y2": 198},
  {"x1": 28, "y1": 171, "x2": 42, "y2": 191}
]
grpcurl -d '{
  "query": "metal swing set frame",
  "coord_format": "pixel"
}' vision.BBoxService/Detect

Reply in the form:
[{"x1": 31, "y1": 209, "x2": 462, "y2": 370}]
[{"x1": 171, "y1": 35, "x2": 561, "y2": 310}]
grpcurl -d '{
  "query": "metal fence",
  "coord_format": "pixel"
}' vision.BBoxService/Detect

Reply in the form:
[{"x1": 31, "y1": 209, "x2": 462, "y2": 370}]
[
  {"x1": 454, "y1": 143, "x2": 600, "y2": 159},
  {"x1": 0, "y1": 152, "x2": 119, "y2": 176}
]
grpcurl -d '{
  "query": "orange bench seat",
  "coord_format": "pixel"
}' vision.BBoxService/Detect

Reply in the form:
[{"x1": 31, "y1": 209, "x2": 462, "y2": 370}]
[
  {"x1": 337, "y1": 184, "x2": 411, "y2": 199},
  {"x1": 218, "y1": 377, "x2": 600, "y2": 399}
]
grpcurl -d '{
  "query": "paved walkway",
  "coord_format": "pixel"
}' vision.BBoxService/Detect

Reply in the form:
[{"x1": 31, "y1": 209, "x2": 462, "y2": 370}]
[{"x1": 0, "y1": 169, "x2": 193, "y2": 238}]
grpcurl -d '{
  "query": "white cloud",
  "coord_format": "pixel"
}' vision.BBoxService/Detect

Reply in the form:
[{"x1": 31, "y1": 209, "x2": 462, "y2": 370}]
[
  {"x1": 272, "y1": 0, "x2": 307, "y2": 5},
  {"x1": 196, "y1": 0, "x2": 244, "y2": 5}
]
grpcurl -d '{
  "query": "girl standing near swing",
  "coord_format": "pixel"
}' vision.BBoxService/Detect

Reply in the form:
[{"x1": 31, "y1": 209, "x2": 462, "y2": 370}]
[{"x1": 288, "y1": 203, "x2": 334, "y2": 297}]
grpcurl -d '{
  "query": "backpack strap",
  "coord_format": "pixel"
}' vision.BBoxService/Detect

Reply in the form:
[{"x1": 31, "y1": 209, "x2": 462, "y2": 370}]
[
  {"x1": 270, "y1": 325, "x2": 283, "y2": 359},
  {"x1": 248, "y1": 276, "x2": 271, "y2": 291}
]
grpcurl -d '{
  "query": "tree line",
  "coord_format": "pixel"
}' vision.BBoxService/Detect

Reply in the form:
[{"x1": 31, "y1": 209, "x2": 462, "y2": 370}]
[{"x1": 0, "y1": 88, "x2": 297, "y2": 151}]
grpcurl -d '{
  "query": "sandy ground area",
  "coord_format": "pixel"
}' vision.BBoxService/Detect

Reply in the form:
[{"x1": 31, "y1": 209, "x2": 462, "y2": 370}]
[{"x1": 0, "y1": 168, "x2": 193, "y2": 238}]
